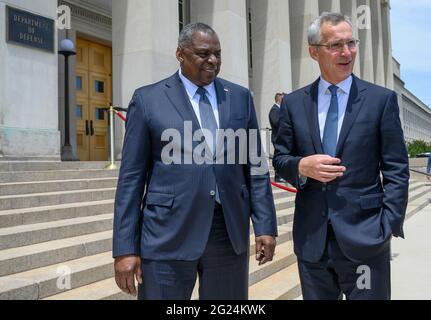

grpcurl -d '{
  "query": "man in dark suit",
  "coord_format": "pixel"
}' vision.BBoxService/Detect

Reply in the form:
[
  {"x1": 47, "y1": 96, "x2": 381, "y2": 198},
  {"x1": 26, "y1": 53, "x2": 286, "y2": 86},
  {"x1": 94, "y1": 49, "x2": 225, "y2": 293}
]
[
  {"x1": 269, "y1": 93, "x2": 286, "y2": 183},
  {"x1": 113, "y1": 22, "x2": 277, "y2": 300},
  {"x1": 273, "y1": 12, "x2": 409, "y2": 300}
]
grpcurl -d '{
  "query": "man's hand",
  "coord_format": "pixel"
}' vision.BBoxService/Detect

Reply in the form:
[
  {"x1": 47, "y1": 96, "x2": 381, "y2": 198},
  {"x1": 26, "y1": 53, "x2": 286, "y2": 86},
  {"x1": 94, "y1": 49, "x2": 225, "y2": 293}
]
[
  {"x1": 255, "y1": 236, "x2": 276, "y2": 266},
  {"x1": 114, "y1": 255, "x2": 143, "y2": 296},
  {"x1": 427, "y1": 175, "x2": 431, "y2": 181},
  {"x1": 299, "y1": 155, "x2": 346, "y2": 183}
]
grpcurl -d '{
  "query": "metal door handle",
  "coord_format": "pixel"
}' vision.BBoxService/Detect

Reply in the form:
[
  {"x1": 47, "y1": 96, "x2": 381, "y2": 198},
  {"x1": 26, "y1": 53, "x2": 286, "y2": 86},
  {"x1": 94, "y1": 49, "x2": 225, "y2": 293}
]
[
  {"x1": 85, "y1": 120, "x2": 90, "y2": 136},
  {"x1": 90, "y1": 120, "x2": 94, "y2": 136}
]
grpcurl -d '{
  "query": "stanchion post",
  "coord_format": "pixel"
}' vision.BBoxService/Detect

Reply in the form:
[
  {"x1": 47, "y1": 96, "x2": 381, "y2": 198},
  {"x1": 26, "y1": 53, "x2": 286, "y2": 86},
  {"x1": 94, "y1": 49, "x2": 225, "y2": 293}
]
[{"x1": 105, "y1": 105, "x2": 118, "y2": 170}]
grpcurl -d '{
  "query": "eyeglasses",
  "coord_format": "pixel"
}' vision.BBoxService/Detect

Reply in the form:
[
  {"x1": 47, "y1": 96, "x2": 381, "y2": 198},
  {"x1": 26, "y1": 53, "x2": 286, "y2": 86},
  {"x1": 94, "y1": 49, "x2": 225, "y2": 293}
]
[{"x1": 312, "y1": 39, "x2": 360, "y2": 52}]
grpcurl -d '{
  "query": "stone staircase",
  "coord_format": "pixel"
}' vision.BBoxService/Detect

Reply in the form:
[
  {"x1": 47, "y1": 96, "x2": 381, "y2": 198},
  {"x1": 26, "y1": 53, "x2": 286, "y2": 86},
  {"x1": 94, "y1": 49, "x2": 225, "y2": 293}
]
[{"x1": 0, "y1": 161, "x2": 430, "y2": 300}]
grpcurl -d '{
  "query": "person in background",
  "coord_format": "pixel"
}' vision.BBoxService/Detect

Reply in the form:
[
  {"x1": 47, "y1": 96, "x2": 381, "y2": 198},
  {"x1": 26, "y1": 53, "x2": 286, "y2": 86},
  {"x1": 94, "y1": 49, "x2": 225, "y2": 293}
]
[{"x1": 269, "y1": 93, "x2": 286, "y2": 183}]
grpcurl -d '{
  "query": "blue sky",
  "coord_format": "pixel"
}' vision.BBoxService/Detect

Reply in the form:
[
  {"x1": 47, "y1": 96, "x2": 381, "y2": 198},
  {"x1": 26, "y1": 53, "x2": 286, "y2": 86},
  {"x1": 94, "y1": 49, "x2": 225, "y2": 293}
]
[{"x1": 390, "y1": 0, "x2": 431, "y2": 107}]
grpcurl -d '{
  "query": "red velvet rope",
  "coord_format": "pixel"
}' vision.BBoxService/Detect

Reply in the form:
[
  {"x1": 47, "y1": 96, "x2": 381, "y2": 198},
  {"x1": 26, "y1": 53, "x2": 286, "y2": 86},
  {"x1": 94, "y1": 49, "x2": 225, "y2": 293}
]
[
  {"x1": 114, "y1": 110, "x2": 126, "y2": 122},
  {"x1": 271, "y1": 181, "x2": 297, "y2": 193}
]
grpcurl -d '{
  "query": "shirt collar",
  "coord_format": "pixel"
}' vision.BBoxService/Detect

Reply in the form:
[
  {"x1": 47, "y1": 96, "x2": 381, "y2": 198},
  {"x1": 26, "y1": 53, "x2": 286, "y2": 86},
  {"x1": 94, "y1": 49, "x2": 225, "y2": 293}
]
[
  {"x1": 178, "y1": 69, "x2": 216, "y2": 100},
  {"x1": 319, "y1": 75, "x2": 353, "y2": 96}
]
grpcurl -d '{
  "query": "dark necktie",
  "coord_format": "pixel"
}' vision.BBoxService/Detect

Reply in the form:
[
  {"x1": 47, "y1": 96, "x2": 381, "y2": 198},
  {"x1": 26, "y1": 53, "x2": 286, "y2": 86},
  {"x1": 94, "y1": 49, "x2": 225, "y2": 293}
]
[
  {"x1": 196, "y1": 87, "x2": 218, "y2": 154},
  {"x1": 322, "y1": 85, "x2": 339, "y2": 157},
  {"x1": 196, "y1": 87, "x2": 220, "y2": 203}
]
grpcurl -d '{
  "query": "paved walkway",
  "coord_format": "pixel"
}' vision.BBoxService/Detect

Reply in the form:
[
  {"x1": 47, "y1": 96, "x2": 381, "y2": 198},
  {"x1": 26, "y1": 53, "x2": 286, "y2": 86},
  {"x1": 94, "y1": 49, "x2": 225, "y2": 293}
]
[{"x1": 392, "y1": 204, "x2": 431, "y2": 300}]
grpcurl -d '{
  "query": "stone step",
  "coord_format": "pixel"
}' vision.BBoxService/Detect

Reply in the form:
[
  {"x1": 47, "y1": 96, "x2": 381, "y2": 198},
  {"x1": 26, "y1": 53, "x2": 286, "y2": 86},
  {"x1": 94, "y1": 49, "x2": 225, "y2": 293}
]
[
  {"x1": 0, "y1": 169, "x2": 119, "y2": 183},
  {"x1": 0, "y1": 231, "x2": 112, "y2": 277},
  {"x1": 0, "y1": 218, "x2": 292, "y2": 278},
  {"x1": 0, "y1": 178, "x2": 118, "y2": 196},
  {"x1": 0, "y1": 188, "x2": 116, "y2": 210},
  {"x1": 406, "y1": 186, "x2": 431, "y2": 220},
  {"x1": 408, "y1": 185, "x2": 431, "y2": 203},
  {"x1": 409, "y1": 180, "x2": 425, "y2": 193},
  {"x1": 275, "y1": 208, "x2": 294, "y2": 227},
  {"x1": 44, "y1": 277, "x2": 133, "y2": 300},
  {"x1": 272, "y1": 188, "x2": 292, "y2": 200},
  {"x1": 0, "y1": 199, "x2": 114, "y2": 228},
  {"x1": 249, "y1": 263, "x2": 301, "y2": 300},
  {"x1": 0, "y1": 214, "x2": 113, "y2": 250},
  {"x1": 0, "y1": 198, "x2": 289, "y2": 232},
  {"x1": 0, "y1": 162, "x2": 120, "y2": 172},
  {"x1": 2, "y1": 239, "x2": 295, "y2": 300},
  {"x1": 274, "y1": 195, "x2": 295, "y2": 211},
  {"x1": 0, "y1": 252, "x2": 114, "y2": 300},
  {"x1": 0, "y1": 191, "x2": 290, "y2": 229},
  {"x1": 248, "y1": 240, "x2": 295, "y2": 287},
  {"x1": 0, "y1": 202, "x2": 293, "y2": 275},
  {"x1": 0, "y1": 186, "x2": 289, "y2": 212},
  {"x1": 43, "y1": 240, "x2": 295, "y2": 300}
]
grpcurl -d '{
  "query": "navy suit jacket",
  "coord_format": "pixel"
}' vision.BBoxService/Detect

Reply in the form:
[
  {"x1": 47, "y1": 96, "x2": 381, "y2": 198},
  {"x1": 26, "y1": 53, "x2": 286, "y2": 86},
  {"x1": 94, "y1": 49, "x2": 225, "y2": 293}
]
[
  {"x1": 273, "y1": 75, "x2": 409, "y2": 263},
  {"x1": 113, "y1": 72, "x2": 277, "y2": 260},
  {"x1": 269, "y1": 104, "x2": 280, "y2": 145}
]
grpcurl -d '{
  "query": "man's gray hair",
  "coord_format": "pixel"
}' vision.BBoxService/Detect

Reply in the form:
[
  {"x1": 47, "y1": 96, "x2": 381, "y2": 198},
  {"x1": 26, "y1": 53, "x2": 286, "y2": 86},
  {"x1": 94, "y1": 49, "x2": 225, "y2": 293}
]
[
  {"x1": 178, "y1": 22, "x2": 216, "y2": 48},
  {"x1": 308, "y1": 12, "x2": 353, "y2": 45}
]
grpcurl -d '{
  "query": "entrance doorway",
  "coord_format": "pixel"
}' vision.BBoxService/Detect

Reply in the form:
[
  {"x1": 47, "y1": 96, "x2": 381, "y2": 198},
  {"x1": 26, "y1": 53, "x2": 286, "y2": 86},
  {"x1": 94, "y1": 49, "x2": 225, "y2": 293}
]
[{"x1": 75, "y1": 38, "x2": 112, "y2": 161}]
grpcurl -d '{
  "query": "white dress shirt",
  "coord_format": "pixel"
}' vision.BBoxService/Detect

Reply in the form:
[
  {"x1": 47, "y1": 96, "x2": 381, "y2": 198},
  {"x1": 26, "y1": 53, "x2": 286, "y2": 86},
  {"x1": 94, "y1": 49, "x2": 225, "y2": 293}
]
[{"x1": 317, "y1": 75, "x2": 353, "y2": 143}]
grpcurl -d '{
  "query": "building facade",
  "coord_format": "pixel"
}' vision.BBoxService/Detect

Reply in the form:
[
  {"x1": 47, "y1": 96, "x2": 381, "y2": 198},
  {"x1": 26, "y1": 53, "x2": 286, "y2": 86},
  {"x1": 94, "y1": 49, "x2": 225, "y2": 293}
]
[{"x1": 0, "y1": 0, "x2": 430, "y2": 161}]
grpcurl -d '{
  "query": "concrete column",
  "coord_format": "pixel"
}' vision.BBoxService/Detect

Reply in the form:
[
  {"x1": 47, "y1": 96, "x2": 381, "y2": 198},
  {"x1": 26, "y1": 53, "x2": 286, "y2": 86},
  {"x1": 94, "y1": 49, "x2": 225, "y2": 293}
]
[
  {"x1": 0, "y1": 0, "x2": 60, "y2": 160},
  {"x1": 340, "y1": 0, "x2": 361, "y2": 77},
  {"x1": 370, "y1": 0, "x2": 385, "y2": 86},
  {"x1": 112, "y1": 0, "x2": 179, "y2": 158},
  {"x1": 381, "y1": 0, "x2": 394, "y2": 89},
  {"x1": 357, "y1": 0, "x2": 374, "y2": 83},
  {"x1": 189, "y1": 0, "x2": 249, "y2": 88},
  {"x1": 318, "y1": 0, "x2": 341, "y2": 13},
  {"x1": 249, "y1": 0, "x2": 292, "y2": 130},
  {"x1": 289, "y1": 0, "x2": 320, "y2": 90}
]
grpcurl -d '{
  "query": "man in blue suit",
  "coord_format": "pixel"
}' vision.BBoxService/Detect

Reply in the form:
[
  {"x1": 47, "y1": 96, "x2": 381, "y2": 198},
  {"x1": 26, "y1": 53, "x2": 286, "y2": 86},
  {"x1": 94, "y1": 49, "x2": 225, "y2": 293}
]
[
  {"x1": 273, "y1": 13, "x2": 409, "y2": 300},
  {"x1": 113, "y1": 23, "x2": 277, "y2": 300}
]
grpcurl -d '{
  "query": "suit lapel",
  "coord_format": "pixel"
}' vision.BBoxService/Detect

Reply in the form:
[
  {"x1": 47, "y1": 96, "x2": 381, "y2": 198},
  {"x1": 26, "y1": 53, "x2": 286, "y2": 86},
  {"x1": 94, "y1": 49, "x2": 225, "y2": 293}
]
[
  {"x1": 164, "y1": 72, "x2": 201, "y2": 131},
  {"x1": 304, "y1": 78, "x2": 324, "y2": 154},
  {"x1": 335, "y1": 75, "x2": 367, "y2": 156},
  {"x1": 214, "y1": 78, "x2": 231, "y2": 130}
]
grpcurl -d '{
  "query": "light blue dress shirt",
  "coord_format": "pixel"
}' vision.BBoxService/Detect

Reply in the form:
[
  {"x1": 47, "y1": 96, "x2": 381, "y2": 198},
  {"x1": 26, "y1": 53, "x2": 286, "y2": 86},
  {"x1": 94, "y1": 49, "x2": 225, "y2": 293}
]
[
  {"x1": 178, "y1": 69, "x2": 220, "y2": 128},
  {"x1": 298, "y1": 75, "x2": 353, "y2": 188},
  {"x1": 318, "y1": 75, "x2": 353, "y2": 143}
]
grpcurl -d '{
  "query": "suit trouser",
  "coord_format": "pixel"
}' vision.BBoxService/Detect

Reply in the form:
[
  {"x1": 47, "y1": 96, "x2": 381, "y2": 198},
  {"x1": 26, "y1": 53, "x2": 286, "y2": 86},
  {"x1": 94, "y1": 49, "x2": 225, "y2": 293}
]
[
  {"x1": 297, "y1": 223, "x2": 391, "y2": 300},
  {"x1": 137, "y1": 203, "x2": 249, "y2": 300}
]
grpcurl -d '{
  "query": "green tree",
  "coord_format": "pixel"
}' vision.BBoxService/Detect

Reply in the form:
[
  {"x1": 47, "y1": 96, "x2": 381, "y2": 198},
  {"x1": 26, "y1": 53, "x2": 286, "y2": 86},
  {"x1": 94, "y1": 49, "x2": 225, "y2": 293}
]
[{"x1": 406, "y1": 140, "x2": 431, "y2": 157}]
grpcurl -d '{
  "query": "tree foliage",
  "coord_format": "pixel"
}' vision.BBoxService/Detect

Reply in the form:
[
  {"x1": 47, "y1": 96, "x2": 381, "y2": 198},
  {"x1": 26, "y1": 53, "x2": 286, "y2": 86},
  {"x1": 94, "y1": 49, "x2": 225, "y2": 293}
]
[{"x1": 406, "y1": 140, "x2": 431, "y2": 157}]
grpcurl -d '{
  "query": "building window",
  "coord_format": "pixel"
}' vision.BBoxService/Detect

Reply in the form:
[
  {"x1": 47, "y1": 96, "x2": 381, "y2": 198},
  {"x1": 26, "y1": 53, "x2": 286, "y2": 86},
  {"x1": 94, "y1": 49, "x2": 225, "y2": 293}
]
[
  {"x1": 95, "y1": 80, "x2": 104, "y2": 93},
  {"x1": 179, "y1": 0, "x2": 190, "y2": 32},
  {"x1": 95, "y1": 108, "x2": 105, "y2": 121},
  {"x1": 76, "y1": 76, "x2": 82, "y2": 90},
  {"x1": 76, "y1": 105, "x2": 83, "y2": 119}
]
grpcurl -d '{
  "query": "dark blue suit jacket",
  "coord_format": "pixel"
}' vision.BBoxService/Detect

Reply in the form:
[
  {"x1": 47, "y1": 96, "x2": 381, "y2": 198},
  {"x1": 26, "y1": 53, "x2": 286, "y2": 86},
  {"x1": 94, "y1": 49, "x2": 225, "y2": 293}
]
[
  {"x1": 273, "y1": 75, "x2": 409, "y2": 263},
  {"x1": 113, "y1": 72, "x2": 277, "y2": 260}
]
